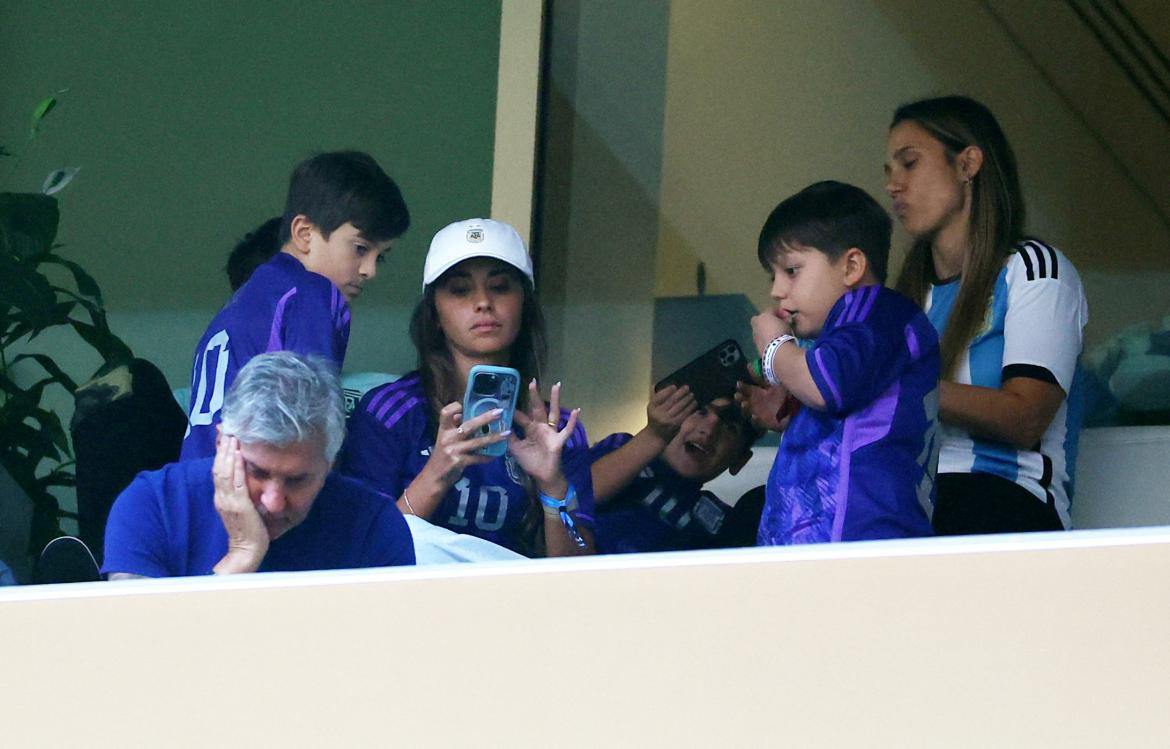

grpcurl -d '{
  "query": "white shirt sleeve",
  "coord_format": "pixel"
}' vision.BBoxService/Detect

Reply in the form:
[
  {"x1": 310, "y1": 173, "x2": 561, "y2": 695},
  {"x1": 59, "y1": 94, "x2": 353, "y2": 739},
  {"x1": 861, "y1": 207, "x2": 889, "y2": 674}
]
[{"x1": 1002, "y1": 241, "x2": 1088, "y2": 393}]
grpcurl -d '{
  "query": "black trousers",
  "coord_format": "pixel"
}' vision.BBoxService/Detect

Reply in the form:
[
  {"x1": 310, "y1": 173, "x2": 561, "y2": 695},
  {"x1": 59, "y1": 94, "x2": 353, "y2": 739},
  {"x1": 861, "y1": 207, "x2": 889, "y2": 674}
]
[{"x1": 932, "y1": 472, "x2": 1065, "y2": 536}]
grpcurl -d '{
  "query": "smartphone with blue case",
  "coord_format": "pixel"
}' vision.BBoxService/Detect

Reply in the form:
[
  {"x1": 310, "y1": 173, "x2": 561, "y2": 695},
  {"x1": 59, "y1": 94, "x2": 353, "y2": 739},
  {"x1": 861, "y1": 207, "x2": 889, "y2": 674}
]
[{"x1": 462, "y1": 365, "x2": 521, "y2": 456}]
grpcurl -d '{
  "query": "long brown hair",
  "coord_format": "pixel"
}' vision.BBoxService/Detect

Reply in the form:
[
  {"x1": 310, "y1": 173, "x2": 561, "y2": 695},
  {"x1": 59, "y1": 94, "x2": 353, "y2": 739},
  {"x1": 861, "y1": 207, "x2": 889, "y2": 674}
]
[
  {"x1": 409, "y1": 263, "x2": 550, "y2": 555},
  {"x1": 891, "y1": 96, "x2": 1025, "y2": 378}
]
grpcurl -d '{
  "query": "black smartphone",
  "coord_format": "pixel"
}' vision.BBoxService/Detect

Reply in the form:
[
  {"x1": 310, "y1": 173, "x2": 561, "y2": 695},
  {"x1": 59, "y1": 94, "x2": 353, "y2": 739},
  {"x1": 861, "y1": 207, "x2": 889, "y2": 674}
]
[{"x1": 654, "y1": 339, "x2": 749, "y2": 407}]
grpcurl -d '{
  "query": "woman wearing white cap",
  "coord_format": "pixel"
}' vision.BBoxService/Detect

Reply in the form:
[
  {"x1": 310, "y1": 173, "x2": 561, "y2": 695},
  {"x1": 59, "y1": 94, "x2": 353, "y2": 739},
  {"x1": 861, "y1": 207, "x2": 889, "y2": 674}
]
[{"x1": 341, "y1": 219, "x2": 595, "y2": 556}]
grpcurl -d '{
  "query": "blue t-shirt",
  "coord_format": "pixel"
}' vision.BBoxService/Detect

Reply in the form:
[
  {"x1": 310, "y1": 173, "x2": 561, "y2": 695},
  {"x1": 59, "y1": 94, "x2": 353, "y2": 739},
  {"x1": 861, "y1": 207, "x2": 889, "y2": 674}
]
[
  {"x1": 340, "y1": 372, "x2": 596, "y2": 555},
  {"x1": 101, "y1": 458, "x2": 415, "y2": 577},
  {"x1": 180, "y1": 253, "x2": 351, "y2": 460},
  {"x1": 590, "y1": 433, "x2": 731, "y2": 554},
  {"x1": 758, "y1": 286, "x2": 939, "y2": 545}
]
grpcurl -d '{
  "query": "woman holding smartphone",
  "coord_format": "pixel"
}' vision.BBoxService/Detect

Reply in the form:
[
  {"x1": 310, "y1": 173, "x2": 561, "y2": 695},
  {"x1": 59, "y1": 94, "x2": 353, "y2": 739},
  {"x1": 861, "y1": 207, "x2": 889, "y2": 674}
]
[
  {"x1": 341, "y1": 218, "x2": 595, "y2": 556},
  {"x1": 884, "y1": 95, "x2": 1088, "y2": 534}
]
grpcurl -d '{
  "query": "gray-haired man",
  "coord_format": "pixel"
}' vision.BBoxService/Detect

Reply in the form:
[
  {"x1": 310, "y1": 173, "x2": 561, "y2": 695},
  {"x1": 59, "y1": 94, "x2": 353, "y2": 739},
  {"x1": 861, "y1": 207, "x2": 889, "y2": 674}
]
[{"x1": 103, "y1": 352, "x2": 414, "y2": 578}]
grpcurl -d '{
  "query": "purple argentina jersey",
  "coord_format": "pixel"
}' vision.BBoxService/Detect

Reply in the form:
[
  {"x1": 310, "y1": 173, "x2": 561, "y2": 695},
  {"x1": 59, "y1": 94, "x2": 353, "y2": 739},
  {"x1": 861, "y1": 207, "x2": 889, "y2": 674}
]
[
  {"x1": 590, "y1": 433, "x2": 727, "y2": 554},
  {"x1": 180, "y1": 253, "x2": 350, "y2": 460},
  {"x1": 340, "y1": 372, "x2": 596, "y2": 555},
  {"x1": 758, "y1": 286, "x2": 939, "y2": 545}
]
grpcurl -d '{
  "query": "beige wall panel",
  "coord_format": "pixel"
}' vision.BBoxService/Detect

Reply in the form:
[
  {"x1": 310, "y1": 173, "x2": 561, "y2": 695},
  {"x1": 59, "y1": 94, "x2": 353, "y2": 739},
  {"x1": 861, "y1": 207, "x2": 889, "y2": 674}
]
[
  {"x1": 657, "y1": 0, "x2": 1170, "y2": 344},
  {"x1": 3, "y1": 530, "x2": 1169, "y2": 746}
]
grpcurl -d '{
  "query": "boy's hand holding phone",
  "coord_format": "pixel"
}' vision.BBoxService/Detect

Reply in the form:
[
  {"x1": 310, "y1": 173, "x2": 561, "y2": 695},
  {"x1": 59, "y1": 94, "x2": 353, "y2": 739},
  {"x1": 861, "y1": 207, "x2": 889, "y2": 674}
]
[{"x1": 646, "y1": 384, "x2": 697, "y2": 444}]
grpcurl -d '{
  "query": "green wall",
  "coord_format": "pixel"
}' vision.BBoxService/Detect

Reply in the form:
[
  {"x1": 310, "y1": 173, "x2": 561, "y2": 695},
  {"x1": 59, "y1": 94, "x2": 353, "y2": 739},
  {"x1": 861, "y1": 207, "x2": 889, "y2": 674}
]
[{"x1": 1, "y1": 0, "x2": 502, "y2": 382}]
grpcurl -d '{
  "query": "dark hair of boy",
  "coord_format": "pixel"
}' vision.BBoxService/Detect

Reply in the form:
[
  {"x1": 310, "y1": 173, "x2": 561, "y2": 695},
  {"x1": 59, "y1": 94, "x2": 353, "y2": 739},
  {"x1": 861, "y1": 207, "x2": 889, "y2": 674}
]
[
  {"x1": 756, "y1": 180, "x2": 892, "y2": 283},
  {"x1": 278, "y1": 150, "x2": 410, "y2": 246},
  {"x1": 226, "y1": 216, "x2": 282, "y2": 291}
]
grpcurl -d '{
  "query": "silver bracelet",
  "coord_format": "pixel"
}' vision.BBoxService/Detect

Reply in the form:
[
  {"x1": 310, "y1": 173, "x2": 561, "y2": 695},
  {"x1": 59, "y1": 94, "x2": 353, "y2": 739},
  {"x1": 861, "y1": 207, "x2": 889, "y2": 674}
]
[
  {"x1": 762, "y1": 334, "x2": 797, "y2": 386},
  {"x1": 401, "y1": 492, "x2": 417, "y2": 516}
]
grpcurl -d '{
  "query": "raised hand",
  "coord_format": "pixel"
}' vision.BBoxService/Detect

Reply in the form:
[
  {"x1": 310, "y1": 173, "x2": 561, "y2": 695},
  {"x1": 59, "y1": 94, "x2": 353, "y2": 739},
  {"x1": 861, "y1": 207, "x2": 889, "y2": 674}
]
[
  {"x1": 212, "y1": 434, "x2": 268, "y2": 574},
  {"x1": 751, "y1": 309, "x2": 793, "y2": 357},
  {"x1": 509, "y1": 379, "x2": 579, "y2": 493},
  {"x1": 646, "y1": 384, "x2": 697, "y2": 443},
  {"x1": 419, "y1": 400, "x2": 509, "y2": 490}
]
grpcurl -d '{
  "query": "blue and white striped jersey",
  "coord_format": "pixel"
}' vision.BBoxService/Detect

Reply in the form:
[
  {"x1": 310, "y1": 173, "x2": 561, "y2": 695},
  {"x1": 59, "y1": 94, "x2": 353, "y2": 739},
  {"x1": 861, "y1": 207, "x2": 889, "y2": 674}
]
[{"x1": 925, "y1": 240, "x2": 1088, "y2": 528}]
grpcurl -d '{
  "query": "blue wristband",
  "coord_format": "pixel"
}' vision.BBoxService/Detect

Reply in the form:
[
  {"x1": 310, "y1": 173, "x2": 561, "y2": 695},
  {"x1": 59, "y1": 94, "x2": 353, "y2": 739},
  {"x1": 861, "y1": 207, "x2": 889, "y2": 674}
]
[{"x1": 539, "y1": 485, "x2": 586, "y2": 548}]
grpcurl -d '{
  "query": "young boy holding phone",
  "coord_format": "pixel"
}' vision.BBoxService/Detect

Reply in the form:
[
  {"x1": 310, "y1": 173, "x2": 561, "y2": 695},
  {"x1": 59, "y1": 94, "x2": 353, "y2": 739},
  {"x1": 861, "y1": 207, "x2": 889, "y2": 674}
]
[
  {"x1": 181, "y1": 151, "x2": 410, "y2": 460},
  {"x1": 748, "y1": 181, "x2": 939, "y2": 544},
  {"x1": 589, "y1": 386, "x2": 763, "y2": 554}
]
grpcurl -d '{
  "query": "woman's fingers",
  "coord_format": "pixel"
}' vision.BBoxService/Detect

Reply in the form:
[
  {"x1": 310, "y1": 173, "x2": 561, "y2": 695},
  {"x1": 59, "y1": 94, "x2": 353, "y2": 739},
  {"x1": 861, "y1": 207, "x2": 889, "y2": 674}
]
[
  {"x1": 548, "y1": 381, "x2": 562, "y2": 422},
  {"x1": 560, "y1": 407, "x2": 580, "y2": 438},
  {"x1": 526, "y1": 378, "x2": 550, "y2": 424},
  {"x1": 437, "y1": 401, "x2": 463, "y2": 432},
  {"x1": 456, "y1": 407, "x2": 503, "y2": 439}
]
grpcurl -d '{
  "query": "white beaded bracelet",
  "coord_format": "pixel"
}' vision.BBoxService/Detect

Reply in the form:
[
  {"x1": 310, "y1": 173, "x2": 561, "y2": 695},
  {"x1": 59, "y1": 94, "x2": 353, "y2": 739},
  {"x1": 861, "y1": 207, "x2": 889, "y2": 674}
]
[{"x1": 762, "y1": 334, "x2": 797, "y2": 386}]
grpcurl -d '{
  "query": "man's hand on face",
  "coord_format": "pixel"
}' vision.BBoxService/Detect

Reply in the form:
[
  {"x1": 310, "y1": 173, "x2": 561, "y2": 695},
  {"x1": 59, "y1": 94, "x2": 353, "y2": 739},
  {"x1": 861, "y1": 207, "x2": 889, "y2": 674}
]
[{"x1": 212, "y1": 434, "x2": 269, "y2": 574}]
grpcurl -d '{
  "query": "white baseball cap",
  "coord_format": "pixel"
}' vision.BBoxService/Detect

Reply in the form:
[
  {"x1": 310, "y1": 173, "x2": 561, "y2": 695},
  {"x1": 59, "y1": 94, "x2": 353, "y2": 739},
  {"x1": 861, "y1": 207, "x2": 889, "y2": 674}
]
[{"x1": 422, "y1": 218, "x2": 534, "y2": 291}]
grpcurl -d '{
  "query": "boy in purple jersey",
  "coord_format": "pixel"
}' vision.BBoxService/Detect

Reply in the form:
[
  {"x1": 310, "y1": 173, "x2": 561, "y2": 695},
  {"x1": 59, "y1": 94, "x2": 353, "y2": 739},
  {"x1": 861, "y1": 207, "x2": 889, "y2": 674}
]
[
  {"x1": 747, "y1": 181, "x2": 939, "y2": 544},
  {"x1": 181, "y1": 152, "x2": 409, "y2": 460},
  {"x1": 590, "y1": 390, "x2": 762, "y2": 554}
]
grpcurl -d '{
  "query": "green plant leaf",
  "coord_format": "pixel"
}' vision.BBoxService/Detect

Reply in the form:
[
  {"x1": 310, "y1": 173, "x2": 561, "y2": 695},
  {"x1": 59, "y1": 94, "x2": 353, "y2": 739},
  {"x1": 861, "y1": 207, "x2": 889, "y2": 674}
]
[
  {"x1": 0, "y1": 193, "x2": 60, "y2": 259},
  {"x1": 29, "y1": 96, "x2": 57, "y2": 139},
  {"x1": 9, "y1": 353, "x2": 79, "y2": 392},
  {"x1": 67, "y1": 318, "x2": 134, "y2": 366},
  {"x1": 0, "y1": 262, "x2": 58, "y2": 330},
  {"x1": 42, "y1": 167, "x2": 80, "y2": 196},
  {"x1": 44, "y1": 254, "x2": 103, "y2": 303}
]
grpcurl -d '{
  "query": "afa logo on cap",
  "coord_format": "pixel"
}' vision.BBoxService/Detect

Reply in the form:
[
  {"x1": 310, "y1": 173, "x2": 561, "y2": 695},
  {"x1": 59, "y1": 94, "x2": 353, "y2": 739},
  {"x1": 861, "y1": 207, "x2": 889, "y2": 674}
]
[{"x1": 467, "y1": 227, "x2": 484, "y2": 243}]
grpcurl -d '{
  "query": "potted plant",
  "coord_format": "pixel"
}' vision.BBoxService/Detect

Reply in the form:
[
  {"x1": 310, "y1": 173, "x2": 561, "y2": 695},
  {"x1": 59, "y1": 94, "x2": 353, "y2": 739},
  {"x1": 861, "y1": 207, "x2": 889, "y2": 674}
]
[{"x1": 1, "y1": 95, "x2": 132, "y2": 574}]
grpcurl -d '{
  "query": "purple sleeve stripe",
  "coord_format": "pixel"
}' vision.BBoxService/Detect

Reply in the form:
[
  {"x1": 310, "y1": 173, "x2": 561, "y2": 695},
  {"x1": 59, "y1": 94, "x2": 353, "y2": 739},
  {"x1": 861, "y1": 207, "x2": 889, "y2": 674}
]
[
  {"x1": 904, "y1": 323, "x2": 920, "y2": 361},
  {"x1": 840, "y1": 286, "x2": 872, "y2": 325},
  {"x1": 854, "y1": 286, "x2": 879, "y2": 322},
  {"x1": 366, "y1": 386, "x2": 394, "y2": 414},
  {"x1": 366, "y1": 375, "x2": 421, "y2": 415},
  {"x1": 838, "y1": 293, "x2": 857, "y2": 324},
  {"x1": 374, "y1": 387, "x2": 416, "y2": 421},
  {"x1": 812, "y1": 347, "x2": 843, "y2": 410},
  {"x1": 381, "y1": 395, "x2": 423, "y2": 430},
  {"x1": 266, "y1": 288, "x2": 299, "y2": 351}
]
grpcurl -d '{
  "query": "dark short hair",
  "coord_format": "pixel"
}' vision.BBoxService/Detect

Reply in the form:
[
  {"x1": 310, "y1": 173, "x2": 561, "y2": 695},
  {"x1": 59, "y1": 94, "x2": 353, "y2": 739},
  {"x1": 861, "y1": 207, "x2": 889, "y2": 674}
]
[
  {"x1": 756, "y1": 181, "x2": 892, "y2": 283},
  {"x1": 226, "y1": 216, "x2": 282, "y2": 291},
  {"x1": 279, "y1": 151, "x2": 410, "y2": 245}
]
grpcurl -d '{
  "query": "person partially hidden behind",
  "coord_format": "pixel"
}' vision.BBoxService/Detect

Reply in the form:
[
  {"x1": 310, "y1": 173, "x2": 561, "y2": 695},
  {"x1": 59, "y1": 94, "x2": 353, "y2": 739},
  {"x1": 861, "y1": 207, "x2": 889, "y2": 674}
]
[
  {"x1": 590, "y1": 389, "x2": 763, "y2": 553},
  {"x1": 102, "y1": 352, "x2": 415, "y2": 579}
]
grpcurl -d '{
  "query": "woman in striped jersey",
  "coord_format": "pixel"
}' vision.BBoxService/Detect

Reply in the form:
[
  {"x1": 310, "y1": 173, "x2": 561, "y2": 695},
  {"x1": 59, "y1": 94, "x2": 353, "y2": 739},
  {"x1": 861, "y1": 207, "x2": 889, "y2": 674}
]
[
  {"x1": 341, "y1": 219, "x2": 595, "y2": 556},
  {"x1": 884, "y1": 96, "x2": 1089, "y2": 535}
]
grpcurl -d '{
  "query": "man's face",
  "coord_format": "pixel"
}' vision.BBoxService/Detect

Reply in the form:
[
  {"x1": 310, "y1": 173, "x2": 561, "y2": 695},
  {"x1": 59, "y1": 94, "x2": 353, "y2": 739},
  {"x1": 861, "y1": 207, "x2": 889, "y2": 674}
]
[
  {"x1": 300, "y1": 220, "x2": 392, "y2": 301},
  {"x1": 237, "y1": 436, "x2": 332, "y2": 541},
  {"x1": 661, "y1": 398, "x2": 748, "y2": 483}
]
